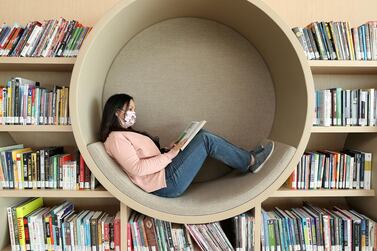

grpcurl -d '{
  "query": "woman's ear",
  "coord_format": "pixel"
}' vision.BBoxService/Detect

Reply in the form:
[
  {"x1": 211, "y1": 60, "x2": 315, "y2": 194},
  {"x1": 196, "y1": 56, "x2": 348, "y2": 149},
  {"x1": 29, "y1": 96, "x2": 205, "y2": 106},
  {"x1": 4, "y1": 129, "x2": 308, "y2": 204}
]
[{"x1": 115, "y1": 110, "x2": 122, "y2": 119}]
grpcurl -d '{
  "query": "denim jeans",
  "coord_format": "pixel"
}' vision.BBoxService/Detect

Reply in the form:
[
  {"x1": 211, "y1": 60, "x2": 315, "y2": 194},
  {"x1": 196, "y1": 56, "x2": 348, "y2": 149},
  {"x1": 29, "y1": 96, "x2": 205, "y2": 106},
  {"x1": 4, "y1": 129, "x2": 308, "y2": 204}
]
[{"x1": 152, "y1": 129, "x2": 251, "y2": 198}]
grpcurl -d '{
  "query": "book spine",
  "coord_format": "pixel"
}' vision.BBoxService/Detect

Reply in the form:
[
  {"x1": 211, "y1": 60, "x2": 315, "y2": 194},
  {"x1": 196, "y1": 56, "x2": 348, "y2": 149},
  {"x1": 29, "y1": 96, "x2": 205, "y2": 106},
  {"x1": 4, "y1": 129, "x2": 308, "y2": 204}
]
[{"x1": 114, "y1": 215, "x2": 120, "y2": 251}]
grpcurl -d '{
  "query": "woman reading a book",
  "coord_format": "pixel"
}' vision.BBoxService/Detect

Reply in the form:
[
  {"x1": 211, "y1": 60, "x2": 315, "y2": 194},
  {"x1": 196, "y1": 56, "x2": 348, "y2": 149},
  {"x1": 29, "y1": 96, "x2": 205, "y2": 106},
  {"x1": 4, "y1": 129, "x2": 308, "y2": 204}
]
[{"x1": 100, "y1": 94, "x2": 274, "y2": 198}]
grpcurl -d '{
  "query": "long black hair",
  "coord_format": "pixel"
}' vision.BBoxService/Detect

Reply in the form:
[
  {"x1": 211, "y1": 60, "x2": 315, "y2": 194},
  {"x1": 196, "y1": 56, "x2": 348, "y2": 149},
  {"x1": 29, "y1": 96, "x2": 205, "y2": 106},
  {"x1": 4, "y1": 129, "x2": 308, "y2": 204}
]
[{"x1": 99, "y1": 94, "x2": 161, "y2": 150}]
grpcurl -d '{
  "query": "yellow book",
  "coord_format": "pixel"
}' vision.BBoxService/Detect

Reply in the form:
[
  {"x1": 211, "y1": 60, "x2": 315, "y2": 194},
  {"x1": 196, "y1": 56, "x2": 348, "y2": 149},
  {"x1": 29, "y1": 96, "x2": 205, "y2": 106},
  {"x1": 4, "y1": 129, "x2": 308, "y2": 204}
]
[
  {"x1": 12, "y1": 148, "x2": 32, "y2": 189},
  {"x1": 16, "y1": 197, "x2": 43, "y2": 251},
  {"x1": 346, "y1": 21, "x2": 355, "y2": 60},
  {"x1": 7, "y1": 82, "x2": 12, "y2": 124}
]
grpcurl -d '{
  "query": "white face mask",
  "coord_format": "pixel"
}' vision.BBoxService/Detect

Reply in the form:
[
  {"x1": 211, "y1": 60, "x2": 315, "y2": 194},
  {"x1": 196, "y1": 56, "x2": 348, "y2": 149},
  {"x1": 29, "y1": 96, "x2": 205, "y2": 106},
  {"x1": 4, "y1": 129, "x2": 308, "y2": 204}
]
[{"x1": 122, "y1": 110, "x2": 136, "y2": 128}]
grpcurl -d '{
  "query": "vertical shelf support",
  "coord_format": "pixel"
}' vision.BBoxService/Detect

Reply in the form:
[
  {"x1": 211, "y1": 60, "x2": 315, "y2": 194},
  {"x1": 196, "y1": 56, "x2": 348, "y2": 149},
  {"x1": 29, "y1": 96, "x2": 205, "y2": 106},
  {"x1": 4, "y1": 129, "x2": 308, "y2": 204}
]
[{"x1": 254, "y1": 202, "x2": 262, "y2": 251}]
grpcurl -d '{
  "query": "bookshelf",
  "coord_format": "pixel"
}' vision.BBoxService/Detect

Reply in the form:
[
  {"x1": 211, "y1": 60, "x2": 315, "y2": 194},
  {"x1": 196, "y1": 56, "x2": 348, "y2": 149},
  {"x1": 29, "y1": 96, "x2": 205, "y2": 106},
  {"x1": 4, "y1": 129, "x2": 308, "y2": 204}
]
[
  {"x1": 272, "y1": 188, "x2": 375, "y2": 198},
  {"x1": 309, "y1": 60, "x2": 377, "y2": 74},
  {"x1": 0, "y1": 0, "x2": 121, "y2": 250},
  {"x1": 1, "y1": 0, "x2": 377, "y2": 251},
  {"x1": 312, "y1": 126, "x2": 377, "y2": 133},
  {"x1": 0, "y1": 187, "x2": 113, "y2": 198},
  {"x1": 0, "y1": 57, "x2": 76, "y2": 71},
  {"x1": 0, "y1": 125, "x2": 73, "y2": 132}
]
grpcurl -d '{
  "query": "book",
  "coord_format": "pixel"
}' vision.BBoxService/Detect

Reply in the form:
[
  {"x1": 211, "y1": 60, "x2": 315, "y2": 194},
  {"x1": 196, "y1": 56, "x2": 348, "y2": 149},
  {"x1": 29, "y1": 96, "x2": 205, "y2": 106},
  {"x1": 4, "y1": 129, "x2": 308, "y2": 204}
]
[
  {"x1": 16, "y1": 197, "x2": 44, "y2": 250},
  {"x1": 175, "y1": 120, "x2": 206, "y2": 150}
]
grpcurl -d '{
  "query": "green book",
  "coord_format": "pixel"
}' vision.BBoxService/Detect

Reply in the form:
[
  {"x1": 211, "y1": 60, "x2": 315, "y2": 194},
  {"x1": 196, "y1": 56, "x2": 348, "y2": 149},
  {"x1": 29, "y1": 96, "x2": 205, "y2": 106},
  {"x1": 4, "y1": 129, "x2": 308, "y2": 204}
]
[{"x1": 16, "y1": 197, "x2": 43, "y2": 250}]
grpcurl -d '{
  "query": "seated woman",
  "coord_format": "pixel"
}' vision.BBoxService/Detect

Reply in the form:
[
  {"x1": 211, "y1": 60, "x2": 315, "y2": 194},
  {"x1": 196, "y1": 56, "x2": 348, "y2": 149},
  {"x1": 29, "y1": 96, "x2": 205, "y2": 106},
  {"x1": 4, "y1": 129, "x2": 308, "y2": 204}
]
[{"x1": 100, "y1": 93, "x2": 274, "y2": 198}]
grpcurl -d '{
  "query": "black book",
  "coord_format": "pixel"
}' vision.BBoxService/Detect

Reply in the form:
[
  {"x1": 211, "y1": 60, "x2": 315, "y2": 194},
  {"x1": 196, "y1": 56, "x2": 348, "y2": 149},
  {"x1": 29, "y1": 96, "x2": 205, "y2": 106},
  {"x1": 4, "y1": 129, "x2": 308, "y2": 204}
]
[
  {"x1": 35, "y1": 150, "x2": 40, "y2": 188},
  {"x1": 44, "y1": 146, "x2": 64, "y2": 188},
  {"x1": 22, "y1": 152, "x2": 29, "y2": 189}
]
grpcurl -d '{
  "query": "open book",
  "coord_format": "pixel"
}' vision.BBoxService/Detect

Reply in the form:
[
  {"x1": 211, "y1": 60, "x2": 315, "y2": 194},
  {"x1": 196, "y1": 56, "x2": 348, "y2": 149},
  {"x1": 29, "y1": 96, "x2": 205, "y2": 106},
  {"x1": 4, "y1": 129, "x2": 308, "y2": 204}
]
[{"x1": 175, "y1": 120, "x2": 207, "y2": 150}]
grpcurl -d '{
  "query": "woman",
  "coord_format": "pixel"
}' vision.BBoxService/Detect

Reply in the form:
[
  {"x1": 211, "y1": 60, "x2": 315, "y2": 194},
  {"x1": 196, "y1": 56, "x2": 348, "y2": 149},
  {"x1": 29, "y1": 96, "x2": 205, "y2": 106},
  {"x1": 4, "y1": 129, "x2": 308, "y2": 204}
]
[{"x1": 100, "y1": 94, "x2": 274, "y2": 198}]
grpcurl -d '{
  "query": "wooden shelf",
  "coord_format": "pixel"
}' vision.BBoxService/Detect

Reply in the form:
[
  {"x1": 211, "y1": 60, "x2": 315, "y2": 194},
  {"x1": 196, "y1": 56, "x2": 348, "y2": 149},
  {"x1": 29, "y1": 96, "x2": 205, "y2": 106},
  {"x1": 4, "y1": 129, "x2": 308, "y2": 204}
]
[
  {"x1": 272, "y1": 187, "x2": 376, "y2": 197},
  {"x1": 0, "y1": 187, "x2": 113, "y2": 198},
  {"x1": 309, "y1": 60, "x2": 377, "y2": 74},
  {"x1": 0, "y1": 57, "x2": 76, "y2": 71},
  {"x1": 312, "y1": 126, "x2": 377, "y2": 133},
  {"x1": 0, "y1": 125, "x2": 72, "y2": 132}
]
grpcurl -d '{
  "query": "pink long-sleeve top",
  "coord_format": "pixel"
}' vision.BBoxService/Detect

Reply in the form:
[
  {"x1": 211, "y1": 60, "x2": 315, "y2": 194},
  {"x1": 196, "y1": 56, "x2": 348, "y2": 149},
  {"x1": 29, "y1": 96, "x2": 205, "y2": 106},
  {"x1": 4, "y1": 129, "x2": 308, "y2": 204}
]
[{"x1": 104, "y1": 131, "x2": 179, "y2": 192}]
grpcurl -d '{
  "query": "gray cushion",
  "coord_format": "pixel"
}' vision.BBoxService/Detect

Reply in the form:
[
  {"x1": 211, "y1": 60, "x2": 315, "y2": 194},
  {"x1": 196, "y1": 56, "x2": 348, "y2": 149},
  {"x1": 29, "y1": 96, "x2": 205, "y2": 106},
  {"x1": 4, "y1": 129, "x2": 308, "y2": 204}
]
[{"x1": 87, "y1": 141, "x2": 296, "y2": 216}]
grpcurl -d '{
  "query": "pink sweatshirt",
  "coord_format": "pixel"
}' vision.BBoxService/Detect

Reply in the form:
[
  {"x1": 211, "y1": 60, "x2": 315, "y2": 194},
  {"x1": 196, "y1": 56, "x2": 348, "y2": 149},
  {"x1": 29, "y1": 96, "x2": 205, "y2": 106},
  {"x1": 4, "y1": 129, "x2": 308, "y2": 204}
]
[{"x1": 104, "y1": 131, "x2": 179, "y2": 192}]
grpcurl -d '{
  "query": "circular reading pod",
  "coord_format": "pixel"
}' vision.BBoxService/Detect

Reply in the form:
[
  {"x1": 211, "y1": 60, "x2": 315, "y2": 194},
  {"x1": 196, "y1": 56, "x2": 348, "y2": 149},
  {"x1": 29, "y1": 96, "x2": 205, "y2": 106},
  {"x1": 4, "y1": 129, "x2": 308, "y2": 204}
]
[{"x1": 70, "y1": 0, "x2": 314, "y2": 223}]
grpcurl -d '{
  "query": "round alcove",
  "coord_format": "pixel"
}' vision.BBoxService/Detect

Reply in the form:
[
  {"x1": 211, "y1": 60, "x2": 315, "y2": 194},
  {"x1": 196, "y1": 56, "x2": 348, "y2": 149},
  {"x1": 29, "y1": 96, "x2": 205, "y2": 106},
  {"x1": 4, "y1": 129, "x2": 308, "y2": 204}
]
[{"x1": 70, "y1": 0, "x2": 314, "y2": 223}]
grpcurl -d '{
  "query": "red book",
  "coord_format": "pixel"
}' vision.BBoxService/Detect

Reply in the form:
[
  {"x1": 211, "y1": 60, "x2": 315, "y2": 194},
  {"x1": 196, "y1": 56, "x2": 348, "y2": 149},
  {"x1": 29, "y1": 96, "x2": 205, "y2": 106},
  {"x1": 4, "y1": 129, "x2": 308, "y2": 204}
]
[
  {"x1": 114, "y1": 211, "x2": 121, "y2": 251},
  {"x1": 79, "y1": 154, "x2": 85, "y2": 189},
  {"x1": 59, "y1": 154, "x2": 73, "y2": 189},
  {"x1": 23, "y1": 216, "x2": 30, "y2": 251},
  {"x1": 127, "y1": 222, "x2": 133, "y2": 251},
  {"x1": 4, "y1": 27, "x2": 22, "y2": 56},
  {"x1": 104, "y1": 216, "x2": 111, "y2": 251}
]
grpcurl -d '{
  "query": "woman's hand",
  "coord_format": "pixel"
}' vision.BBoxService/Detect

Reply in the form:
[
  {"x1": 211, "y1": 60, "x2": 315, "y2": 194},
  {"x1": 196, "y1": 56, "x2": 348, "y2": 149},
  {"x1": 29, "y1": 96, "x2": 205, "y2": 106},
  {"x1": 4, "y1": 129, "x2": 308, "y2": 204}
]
[{"x1": 170, "y1": 139, "x2": 188, "y2": 152}]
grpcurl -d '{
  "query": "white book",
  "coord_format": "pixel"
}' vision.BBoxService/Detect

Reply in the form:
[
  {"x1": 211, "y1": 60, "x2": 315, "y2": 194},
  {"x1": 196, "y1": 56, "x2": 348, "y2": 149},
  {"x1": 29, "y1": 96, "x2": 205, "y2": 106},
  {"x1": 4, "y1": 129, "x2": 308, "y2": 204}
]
[
  {"x1": 20, "y1": 24, "x2": 42, "y2": 57},
  {"x1": 314, "y1": 91, "x2": 319, "y2": 125},
  {"x1": 309, "y1": 153, "x2": 317, "y2": 189},
  {"x1": 368, "y1": 89, "x2": 375, "y2": 126},
  {"x1": 346, "y1": 90, "x2": 351, "y2": 125},
  {"x1": 325, "y1": 90, "x2": 332, "y2": 126},
  {"x1": 375, "y1": 90, "x2": 377, "y2": 126},
  {"x1": 351, "y1": 90, "x2": 359, "y2": 125},
  {"x1": 26, "y1": 23, "x2": 45, "y2": 57},
  {"x1": 318, "y1": 154, "x2": 325, "y2": 189},
  {"x1": 42, "y1": 19, "x2": 61, "y2": 57},
  {"x1": 359, "y1": 90, "x2": 368, "y2": 126},
  {"x1": 362, "y1": 151, "x2": 372, "y2": 190},
  {"x1": 174, "y1": 120, "x2": 207, "y2": 150}
]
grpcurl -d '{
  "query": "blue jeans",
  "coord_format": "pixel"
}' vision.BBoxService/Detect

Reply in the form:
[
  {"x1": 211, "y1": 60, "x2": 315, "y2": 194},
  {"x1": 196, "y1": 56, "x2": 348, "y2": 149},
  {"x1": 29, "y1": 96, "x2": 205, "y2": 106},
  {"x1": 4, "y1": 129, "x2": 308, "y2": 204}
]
[{"x1": 152, "y1": 129, "x2": 251, "y2": 198}]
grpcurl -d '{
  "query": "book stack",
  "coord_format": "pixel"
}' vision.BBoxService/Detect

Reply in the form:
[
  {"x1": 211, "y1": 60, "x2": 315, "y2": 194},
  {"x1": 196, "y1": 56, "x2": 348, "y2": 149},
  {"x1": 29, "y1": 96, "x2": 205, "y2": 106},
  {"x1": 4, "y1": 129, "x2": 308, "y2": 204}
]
[
  {"x1": 289, "y1": 150, "x2": 372, "y2": 190},
  {"x1": 128, "y1": 211, "x2": 256, "y2": 251},
  {"x1": 0, "y1": 18, "x2": 91, "y2": 57},
  {"x1": 220, "y1": 212, "x2": 255, "y2": 251},
  {"x1": 261, "y1": 202, "x2": 377, "y2": 251},
  {"x1": 314, "y1": 88, "x2": 377, "y2": 126},
  {"x1": 128, "y1": 212, "x2": 195, "y2": 251},
  {"x1": 186, "y1": 223, "x2": 233, "y2": 251},
  {"x1": 7, "y1": 198, "x2": 120, "y2": 251},
  {"x1": 292, "y1": 21, "x2": 377, "y2": 60},
  {"x1": 0, "y1": 77, "x2": 70, "y2": 125},
  {"x1": 0, "y1": 144, "x2": 98, "y2": 190}
]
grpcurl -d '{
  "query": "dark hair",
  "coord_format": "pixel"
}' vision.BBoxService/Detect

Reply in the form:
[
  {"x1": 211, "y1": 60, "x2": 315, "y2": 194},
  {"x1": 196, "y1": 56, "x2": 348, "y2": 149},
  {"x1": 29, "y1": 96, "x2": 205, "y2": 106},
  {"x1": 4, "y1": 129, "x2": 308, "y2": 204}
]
[{"x1": 99, "y1": 94, "x2": 161, "y2": 149}]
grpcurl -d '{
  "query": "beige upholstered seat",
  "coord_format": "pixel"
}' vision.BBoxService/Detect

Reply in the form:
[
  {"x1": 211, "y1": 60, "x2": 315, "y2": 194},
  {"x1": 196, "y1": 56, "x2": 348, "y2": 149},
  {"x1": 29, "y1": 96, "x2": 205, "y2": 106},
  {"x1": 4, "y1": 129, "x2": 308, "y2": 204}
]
[
  {"x1": 88, "y1": 141, "x2": 296, "y2": 216},
  {"x1": 70, "y1": 0, "x2": 314, "y2": 222}
]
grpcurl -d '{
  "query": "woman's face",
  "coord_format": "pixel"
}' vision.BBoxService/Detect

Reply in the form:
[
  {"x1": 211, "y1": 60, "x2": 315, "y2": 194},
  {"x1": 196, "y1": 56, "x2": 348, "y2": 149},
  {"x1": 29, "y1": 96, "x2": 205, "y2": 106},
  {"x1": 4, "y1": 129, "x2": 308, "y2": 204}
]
[{"x1": 116, "y1": 99, "x2": 136, "y2": 127}]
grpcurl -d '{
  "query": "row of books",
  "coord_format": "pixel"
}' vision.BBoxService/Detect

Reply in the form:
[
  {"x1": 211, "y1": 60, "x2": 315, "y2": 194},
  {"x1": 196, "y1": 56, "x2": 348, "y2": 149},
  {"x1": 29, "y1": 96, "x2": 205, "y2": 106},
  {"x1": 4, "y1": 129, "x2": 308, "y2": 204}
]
[
  {"x1": 0, "y1": 18, "x2": 91, "y2": 57},
  {"x1": 128, "y1": 211, "x2": 255, "y2": 251},
  {"x1": 292, "y1": 21, "x2": 377, "y2": 60},
  {"x1": 128, "y1": 212, "x2": 194, "y2": 251},
  {"x1": 261, "y1": 202, "x2": 377, "y2": 251},
  {"x1": 313, "y1": 88, "x2": 377, "y2": 127},
  {"x1": 7, "y1": 198, "x2": 120, "y2": 251},
  {"x1": 0, "y1": 144, "x2": 98, "y2": 190},
  {"x1": 0, "y1": 77, "x2": 70, "y2": 125},
  {"x1": 288, "y1": 150, "x2": 372, "y2": 190}
]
